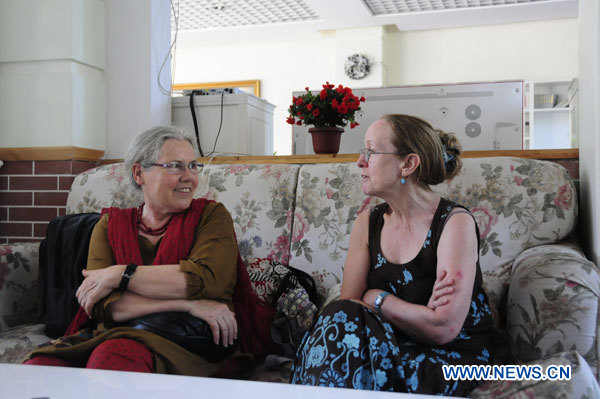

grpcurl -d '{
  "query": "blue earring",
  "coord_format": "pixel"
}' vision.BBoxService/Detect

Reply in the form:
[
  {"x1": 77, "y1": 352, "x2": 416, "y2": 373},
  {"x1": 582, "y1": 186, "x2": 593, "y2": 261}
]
[{"x1": 401, "y1": 178, "x2": 406, "y2": 185}]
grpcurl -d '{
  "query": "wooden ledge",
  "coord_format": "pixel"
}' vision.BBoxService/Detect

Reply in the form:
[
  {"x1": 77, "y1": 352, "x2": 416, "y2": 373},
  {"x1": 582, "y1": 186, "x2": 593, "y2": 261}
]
[
  {"x1": 0, "y1": 146, "x2": 104, "y2": 161},
  {"x1": 462, "y1": 148, "x2": 579, "y2": 159},
  {"x1": 0, "y1": 148, "x2": 578, "y2": 164},
  {"x1": 197, "y1": 149, "x2": 579, "y2": 165}
]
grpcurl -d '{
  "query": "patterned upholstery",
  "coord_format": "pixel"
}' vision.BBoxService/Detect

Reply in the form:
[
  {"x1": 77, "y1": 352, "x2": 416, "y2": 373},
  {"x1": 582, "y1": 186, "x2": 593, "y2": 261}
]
[
  {"x1": 471, "y1": 351, "x2": 599, "y2": 398},
  {"x1": 0, "y1": 244, "x2": 39, "y2": 331},
  {"x1": 288, "y1": 163, "x2": 381, "y2": 297},
  {"x1": 432, "y1": 158, "x2": 578, "y2": 313},
  {"x1": 193, "y1": 164, "x2": 300, "y2": 263},
  {"x1": 1, "y1": 157, "x2": 598, "y2": 396}
]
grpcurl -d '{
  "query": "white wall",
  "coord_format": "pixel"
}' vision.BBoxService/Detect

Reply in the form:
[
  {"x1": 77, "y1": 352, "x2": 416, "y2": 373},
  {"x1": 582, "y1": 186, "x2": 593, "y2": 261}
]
[
  {"x1": 175, "y1": 34, "x2": 337, "y2": 155},
  {"x1": 386, "y1": 19, "x2": 578, "y2": 85},
  {"x1": 578, "y1": 1, "x2": 600, "y2": 264},
  {"x1": 175, "y1": 18, "x2": 578, "y2": 155}
]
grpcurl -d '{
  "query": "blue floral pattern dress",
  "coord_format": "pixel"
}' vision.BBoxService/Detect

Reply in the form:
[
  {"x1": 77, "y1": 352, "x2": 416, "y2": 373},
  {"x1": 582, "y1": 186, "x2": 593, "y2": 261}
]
[{"x1": 291, "y1": 199, "x2": 495, "y2": 396}]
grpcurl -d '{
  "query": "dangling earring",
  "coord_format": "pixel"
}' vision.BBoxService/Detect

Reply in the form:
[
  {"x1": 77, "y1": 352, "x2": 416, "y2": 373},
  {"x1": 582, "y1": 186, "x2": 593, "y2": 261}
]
[{"x1": 401, "y1": 177, "x2": 406, "y2": 185}]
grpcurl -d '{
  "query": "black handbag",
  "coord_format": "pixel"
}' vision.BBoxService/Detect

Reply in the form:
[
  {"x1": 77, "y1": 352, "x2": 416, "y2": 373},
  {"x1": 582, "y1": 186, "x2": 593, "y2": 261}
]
[{"x1": 118, "y1": 311, "x2": 235, "y2": 363}]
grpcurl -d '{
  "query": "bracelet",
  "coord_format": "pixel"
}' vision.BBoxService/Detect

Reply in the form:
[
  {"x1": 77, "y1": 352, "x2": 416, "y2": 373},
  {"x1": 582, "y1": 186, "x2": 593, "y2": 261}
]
[
  {"x1": 119, "y1": 263, "x2": 138, "y2": 291},
  {"x1": 374, "y1": 291, "x2": 391, "y2": 314}
]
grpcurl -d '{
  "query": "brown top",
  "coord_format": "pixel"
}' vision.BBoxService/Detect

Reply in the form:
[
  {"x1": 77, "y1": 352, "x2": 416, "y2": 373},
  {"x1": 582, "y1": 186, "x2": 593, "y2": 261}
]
[
  {"x1": 26, "y1": 201, "x2": 241, "y2": 376},
  {"x1": 89, "y1": 201, "x2": 238, "y2": 324}
]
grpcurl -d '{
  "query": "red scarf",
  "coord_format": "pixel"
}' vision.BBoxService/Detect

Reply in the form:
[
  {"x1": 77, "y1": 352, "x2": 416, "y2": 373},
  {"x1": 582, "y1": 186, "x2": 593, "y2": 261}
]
[{"x1": 65, "y1": 199, "x2": 277, "y2": 355}]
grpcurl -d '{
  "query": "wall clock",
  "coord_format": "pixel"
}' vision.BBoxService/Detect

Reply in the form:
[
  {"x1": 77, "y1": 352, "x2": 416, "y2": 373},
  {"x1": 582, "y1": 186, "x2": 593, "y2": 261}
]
[{"x1": 344, "y1": 53, "x2": 370, "y2": 80}]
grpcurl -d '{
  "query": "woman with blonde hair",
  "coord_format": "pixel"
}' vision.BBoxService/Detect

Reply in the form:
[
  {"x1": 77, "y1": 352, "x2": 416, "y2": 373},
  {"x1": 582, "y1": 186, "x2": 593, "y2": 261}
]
[{"x1": 292, "y1": 115, "x2": 495, "y2": 396}]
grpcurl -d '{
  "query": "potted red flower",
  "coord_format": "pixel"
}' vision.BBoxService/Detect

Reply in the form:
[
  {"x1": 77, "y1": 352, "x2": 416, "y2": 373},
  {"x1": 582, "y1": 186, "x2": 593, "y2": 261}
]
[{"x1": 287, "y1": 82, "x2": 365, "y2": 154}]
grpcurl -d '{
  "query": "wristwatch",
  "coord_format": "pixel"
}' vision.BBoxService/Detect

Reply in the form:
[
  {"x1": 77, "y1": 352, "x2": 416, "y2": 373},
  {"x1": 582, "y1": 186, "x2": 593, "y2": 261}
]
[
  {"x1": 374, "y1": 292, "x2": 391, "y2": 314},
  {"x1": 119, "y1": 263, "x2": 138, "y2": 291}
]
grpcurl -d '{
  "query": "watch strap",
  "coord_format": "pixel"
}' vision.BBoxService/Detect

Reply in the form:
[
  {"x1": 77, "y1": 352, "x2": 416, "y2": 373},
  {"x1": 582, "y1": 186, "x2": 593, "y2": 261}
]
[{"x1": 119, "y1": 263, "x2": 138, "y2": 291}]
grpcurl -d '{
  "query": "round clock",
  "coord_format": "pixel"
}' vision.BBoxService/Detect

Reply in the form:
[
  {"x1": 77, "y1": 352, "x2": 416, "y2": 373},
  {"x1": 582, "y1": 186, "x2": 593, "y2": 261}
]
[{"x1": 344, "y1": 53, "x2": 370, "y2": 80}]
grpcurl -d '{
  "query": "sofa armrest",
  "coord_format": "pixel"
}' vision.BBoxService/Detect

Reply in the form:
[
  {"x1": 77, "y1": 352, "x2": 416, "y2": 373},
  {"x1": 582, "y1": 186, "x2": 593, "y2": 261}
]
[
  {"x1": 506, "y1": 239, "x2": 600, "y2": 380},
  {"x1": 471, "y1": 350, "x2": 600, "y2": 398},
  {"x1": 0, "y1": 243, "x2": 40, "y2": 332}
]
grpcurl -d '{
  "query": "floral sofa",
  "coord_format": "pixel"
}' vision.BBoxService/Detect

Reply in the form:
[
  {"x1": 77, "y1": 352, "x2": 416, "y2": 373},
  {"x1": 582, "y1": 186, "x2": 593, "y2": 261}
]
[{"x1": 1, "y1": 157, "x2": 599, "y2": 398}]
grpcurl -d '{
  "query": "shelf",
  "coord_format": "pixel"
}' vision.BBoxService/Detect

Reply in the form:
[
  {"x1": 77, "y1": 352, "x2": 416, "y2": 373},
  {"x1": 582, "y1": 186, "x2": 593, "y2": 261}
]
[
  {"x1": 524, "y1": 79, "x2": 576, "y2": 150},
  {"x1": 533, "y1": 107, "x2": 570, "y2": 113},
  {"x1": 524, "y1": 107, "x2": 570, "y2": 113}
]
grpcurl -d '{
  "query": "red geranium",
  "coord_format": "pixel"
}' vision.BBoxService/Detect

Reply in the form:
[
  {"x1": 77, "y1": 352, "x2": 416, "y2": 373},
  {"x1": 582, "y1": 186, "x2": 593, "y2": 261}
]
[{"x1": 287, "y1": 82, "x2": 365, "y2": 129}]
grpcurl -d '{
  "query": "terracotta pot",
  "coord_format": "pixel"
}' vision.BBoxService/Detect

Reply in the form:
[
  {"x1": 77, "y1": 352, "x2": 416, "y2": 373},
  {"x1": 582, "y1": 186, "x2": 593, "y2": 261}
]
[{"x1": 308, "y1": 127, "x2": 344, "y2": 154}]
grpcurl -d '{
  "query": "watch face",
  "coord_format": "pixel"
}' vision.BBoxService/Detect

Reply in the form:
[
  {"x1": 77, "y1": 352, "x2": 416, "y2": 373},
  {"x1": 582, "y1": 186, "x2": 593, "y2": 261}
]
[{"x1": 375, "y1": 295, "x2": 382, "y2": 306}]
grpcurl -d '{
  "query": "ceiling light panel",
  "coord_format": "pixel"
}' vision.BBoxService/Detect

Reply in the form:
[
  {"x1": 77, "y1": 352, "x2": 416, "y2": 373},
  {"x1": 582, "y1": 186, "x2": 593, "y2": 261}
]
[
  {"x1": 363, "y1": 0, "x2": 551, "y2": 15},
  {"x1": 174, "y1": 0, "x2": 320, "y2": 31}
]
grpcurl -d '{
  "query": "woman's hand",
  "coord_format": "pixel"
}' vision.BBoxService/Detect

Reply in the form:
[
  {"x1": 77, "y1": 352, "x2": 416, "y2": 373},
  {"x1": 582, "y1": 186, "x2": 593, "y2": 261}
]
[
  {"x1": 187, "y1": 299, "x2": 237, "y2": 347},
  {"x1": 427, "y1": 270, "x2": 455, "y2": 310},
  {"x1": 76, "y1": 265, "x2": 124, "y2": 316}
]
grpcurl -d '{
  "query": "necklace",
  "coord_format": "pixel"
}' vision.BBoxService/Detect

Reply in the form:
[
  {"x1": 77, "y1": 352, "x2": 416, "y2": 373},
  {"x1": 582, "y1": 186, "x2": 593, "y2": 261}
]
[{"x1": 135, "y1": 204, "x2": 172, "y2": 236}]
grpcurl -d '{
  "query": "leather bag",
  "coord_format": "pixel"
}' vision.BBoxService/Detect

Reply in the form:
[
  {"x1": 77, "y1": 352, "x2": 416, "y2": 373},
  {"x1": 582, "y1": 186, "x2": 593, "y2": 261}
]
[{"x1": 118, "y1": 311, "x2": 235, "y2": 363}]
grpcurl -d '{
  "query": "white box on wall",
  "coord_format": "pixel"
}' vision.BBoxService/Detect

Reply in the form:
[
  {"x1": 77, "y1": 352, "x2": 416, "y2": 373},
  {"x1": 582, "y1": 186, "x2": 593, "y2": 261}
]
[
  {"x1": 292, "y1": 81, "x2": 523, "y2": 154},
  {"x1": 172, "y1": 93, "x2": 275, "y2": 156}
]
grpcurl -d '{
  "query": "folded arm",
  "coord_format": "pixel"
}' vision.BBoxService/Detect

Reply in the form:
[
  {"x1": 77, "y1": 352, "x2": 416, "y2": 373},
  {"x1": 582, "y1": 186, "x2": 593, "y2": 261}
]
[
  {"x1": 80, "y1": 203, "x2": 238, "y2": 317},
  {"x1": 367, "y1": 212, "x2": 477, "y2": 345},
  {"x1": 342, "y1": 209, "x2": 477, "y2": 345}
]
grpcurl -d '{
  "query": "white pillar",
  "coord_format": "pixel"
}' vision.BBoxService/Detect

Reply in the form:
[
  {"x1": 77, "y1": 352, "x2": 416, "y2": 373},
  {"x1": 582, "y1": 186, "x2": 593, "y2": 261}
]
[
  {"x1": 578, "y1": 0, "x2": 600, "y2": 263},
  {"x1": 105, "y1": 0, "x2": 171, "y2": 159},
  {"x1": 0, "y1": 0, "x2": 105, "y2": 151}
]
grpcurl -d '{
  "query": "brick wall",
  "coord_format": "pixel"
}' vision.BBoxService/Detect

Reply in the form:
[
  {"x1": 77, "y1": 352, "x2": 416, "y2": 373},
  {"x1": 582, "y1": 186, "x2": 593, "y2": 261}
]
[{"x1": 0, "y1": 160, "x2": 100, "y2": 244}]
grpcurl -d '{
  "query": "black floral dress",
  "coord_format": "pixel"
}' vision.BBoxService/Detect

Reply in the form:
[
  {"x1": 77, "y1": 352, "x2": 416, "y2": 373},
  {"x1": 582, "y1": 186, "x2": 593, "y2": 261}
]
[{"x1": 291, "y1": 199, "x2": 495, "y2": 396}]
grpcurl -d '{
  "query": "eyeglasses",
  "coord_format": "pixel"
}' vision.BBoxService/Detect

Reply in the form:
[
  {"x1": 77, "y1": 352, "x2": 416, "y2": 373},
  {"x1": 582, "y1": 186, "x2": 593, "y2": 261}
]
[
  {"x1": 145, "y1": 161, "x2": 203, "y2": 174},
  {"x1": 359, "y1": 148, "x2": 409, "y2": 163}
]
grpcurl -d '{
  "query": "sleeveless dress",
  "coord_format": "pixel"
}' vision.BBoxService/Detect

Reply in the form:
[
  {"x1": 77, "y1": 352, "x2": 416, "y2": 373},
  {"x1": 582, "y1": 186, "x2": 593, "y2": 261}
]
[{"x1": 291, "y1": 198, "x2": 495, "y2": 396}]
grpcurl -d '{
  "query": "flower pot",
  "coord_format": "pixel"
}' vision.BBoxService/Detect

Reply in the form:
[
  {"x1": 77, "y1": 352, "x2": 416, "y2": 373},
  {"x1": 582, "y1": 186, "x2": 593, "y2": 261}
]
[{"x1": 308, "y1": 127, "x2": 344, "y2": 155}]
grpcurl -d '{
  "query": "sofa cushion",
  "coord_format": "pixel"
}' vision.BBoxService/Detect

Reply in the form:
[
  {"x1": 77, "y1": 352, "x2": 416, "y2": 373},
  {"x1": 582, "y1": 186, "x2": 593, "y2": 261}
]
[
  {"x1": 0, "y1": 244, "x2": 39, "y2": 332},
  {"x1": 194, "y1": 164, "x2": 300, "y2": 263},
  {"x1": 288, "y1": 163, "x2": 381, "y2": 297},
  {"x1": 66, "y1": 163, "x2": 143, "y2": 213},
  {"x1": 0, "y1": 323, "x2": 48, "y2": 364},
  {"x1": 432, "y1": 157, "x2": 578, "y2": 312},
  {"x1": 289, "y1": 158, "x2": 577, "y2": 303},
  {"x1": 67, "y1": 163, "x2": 301, "y2": 264}
]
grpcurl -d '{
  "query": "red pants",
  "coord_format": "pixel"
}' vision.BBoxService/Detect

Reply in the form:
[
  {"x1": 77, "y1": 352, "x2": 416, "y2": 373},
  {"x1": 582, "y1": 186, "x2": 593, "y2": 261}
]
[{"x1": 24, "y1": 339, "x2": 155, "y2": 373}]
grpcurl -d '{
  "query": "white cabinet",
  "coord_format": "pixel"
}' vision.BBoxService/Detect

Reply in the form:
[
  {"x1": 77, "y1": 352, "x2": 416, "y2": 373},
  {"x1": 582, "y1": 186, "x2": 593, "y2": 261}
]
[
  {"x1": 524, "y1": 80, "x2": 578, "y2": 149},
  {"x1": 171, "y1": 93, "x2": 275, "y2": 156}
]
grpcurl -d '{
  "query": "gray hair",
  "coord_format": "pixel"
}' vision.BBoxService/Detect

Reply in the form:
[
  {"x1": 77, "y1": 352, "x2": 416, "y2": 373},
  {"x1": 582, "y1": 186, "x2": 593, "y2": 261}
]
[{"x1": 124, "y1": 126, "x2": 199, "y2": 189}]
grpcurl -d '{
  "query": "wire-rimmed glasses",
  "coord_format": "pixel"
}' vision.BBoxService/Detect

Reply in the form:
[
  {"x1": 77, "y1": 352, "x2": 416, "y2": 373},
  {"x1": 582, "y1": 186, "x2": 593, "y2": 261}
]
[
  {"x1": 359, "y1": 148, "x2": 409, "y2": 163},
  {"x1": 146, "y1": 161, "x2": 203, "y2": 174}
]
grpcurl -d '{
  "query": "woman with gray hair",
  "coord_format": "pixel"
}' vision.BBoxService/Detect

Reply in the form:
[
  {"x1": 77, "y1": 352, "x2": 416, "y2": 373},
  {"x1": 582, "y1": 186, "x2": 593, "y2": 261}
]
[{"x1": 24, "y1": 126, "x2": 240, "y2": 376}]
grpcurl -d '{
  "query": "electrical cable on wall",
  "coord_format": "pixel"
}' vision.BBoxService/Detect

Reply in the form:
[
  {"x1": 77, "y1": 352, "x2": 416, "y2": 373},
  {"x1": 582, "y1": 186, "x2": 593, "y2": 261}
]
[
  {"x1": 158, "y1": 0, "x2": 179, "y2": 97},
  {"x1": 156, "y1": 0, "x2": 179, "y2": 124},
  {"x1": 206, "y1": 91, "x2": 225, "y2": 156},
  {"x1": 189, "y1": 91, "x2": 204, "y2": 156}
]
